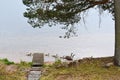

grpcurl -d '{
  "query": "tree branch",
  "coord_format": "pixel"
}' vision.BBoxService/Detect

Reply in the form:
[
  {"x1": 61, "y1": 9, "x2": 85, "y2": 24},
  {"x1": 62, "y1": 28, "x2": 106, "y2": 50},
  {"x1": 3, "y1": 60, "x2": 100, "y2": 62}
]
[
  {"x1": 72, "y1": 0, "x2": 110, "y2": 14},
  {"x1": 89, "y1": 0, "x2": 109, "y2": 5}
]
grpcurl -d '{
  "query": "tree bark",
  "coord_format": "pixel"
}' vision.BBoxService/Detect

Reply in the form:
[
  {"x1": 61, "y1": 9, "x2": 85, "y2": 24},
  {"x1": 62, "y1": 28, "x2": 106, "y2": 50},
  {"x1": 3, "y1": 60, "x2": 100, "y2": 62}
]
[{"x1": 114, "y1": 0, "x2": 120, "y2": 66}]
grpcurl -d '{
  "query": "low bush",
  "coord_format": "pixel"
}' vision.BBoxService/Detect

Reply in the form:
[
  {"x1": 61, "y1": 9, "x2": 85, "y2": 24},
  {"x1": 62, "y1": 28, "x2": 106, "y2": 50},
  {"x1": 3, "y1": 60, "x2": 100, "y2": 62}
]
[{"x1": 0, "y1": 58, "x2": 14, "y2": 65}]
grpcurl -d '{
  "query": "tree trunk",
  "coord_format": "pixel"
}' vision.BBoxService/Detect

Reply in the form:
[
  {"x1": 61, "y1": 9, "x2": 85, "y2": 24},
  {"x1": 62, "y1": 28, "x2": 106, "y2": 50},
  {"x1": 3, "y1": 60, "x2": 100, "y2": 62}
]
[{"x1": 114, "y1": 0, "x2": 120, "y2": 66}]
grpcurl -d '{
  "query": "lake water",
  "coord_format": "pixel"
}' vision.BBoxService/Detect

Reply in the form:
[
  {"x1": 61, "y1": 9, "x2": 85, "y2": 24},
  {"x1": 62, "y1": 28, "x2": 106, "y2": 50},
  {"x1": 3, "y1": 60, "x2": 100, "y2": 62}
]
[{"x1": 0, "y1": 33, "x2": 114, "y2": 63}]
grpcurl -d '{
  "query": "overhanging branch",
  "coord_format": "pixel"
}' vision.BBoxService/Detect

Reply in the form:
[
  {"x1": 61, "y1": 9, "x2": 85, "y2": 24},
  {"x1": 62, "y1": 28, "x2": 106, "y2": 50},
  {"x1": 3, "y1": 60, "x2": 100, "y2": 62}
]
[{"x1": 89, "y1": 0, "x2": 109, "y2": 5}]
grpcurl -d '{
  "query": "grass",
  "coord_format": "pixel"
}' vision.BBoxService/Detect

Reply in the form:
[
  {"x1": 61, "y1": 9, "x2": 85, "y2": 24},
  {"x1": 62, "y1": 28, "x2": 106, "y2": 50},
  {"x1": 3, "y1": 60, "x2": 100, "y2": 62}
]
[
  {"x1": 0, "y1": 58, "x2": 14, "y2": 65},
  {"x1": 41, "y1": 57, "x2": 120, "y2": 80},
  {"x1": 0, "y1": 57, "x2": 120, "y2": 80},
  {"x1": 0, "y1": 59, "x2": 31, "y2": 80}
]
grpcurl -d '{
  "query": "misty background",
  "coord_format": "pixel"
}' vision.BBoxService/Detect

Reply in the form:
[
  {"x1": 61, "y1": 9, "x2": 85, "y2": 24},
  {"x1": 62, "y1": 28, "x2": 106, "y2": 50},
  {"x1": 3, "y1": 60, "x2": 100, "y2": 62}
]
[{"x1": 0, "y1": 0, "x2": 114, "y2": 62}]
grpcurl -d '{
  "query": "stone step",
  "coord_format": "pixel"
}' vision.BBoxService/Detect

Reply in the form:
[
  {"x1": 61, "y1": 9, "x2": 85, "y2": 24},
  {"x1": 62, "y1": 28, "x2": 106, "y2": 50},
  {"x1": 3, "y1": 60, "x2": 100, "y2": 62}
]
[{"x1": 27, "y1": 70, "x2": 41, "y2": 80}]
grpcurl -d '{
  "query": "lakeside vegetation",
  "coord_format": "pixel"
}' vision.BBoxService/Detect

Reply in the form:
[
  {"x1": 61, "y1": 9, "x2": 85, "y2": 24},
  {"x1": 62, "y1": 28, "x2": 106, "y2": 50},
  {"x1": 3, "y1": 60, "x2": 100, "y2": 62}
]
[
  {"x1": 0, "y1": 57, "x2": 120, "y2": 80},
  {"x1": 41, "y1": 57, "x2": 120, "y2": 80},
  {"x1": 0, "y1": 58, "x2": 31, "y2": 80}
]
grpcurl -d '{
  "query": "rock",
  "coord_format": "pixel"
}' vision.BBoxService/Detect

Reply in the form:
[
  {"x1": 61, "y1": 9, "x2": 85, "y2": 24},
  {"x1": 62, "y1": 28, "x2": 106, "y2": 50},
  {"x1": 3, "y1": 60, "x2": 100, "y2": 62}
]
[
  {"x1": 5, "y1": 65, "x2": 18, "y2": 74},
  {"x1": 103, "y1": 62, "x2": 114, "y2": 68},
  {"x1": 44, "y1": 61, "x2": 54, "y2": 65},
  {"x1": 27, "y1": 70, "x2": 41, "y2": 80}
]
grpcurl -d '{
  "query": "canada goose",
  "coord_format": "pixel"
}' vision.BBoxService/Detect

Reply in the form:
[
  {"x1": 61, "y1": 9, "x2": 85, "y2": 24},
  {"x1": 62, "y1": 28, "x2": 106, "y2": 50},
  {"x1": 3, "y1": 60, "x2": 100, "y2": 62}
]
[
  {"x1": 61, "y1": 53, "x2": 75, "y2": 61},
  {"x1": 44, "y1": 53, "x2": 50, "y2": 57},
  {"x1": 52, "y1": 54, "x2": 58, "y2": 58},
  {"x1": 26, "y1": 53, "x2": 32, "y2": 56}
]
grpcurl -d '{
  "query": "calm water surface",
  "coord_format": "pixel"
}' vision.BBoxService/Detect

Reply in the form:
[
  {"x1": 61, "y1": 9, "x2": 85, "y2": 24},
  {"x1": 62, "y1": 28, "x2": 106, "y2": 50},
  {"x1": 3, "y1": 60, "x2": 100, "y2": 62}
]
[{"x1": 0, "y1": 33, "x2": 114, "y2": 63}]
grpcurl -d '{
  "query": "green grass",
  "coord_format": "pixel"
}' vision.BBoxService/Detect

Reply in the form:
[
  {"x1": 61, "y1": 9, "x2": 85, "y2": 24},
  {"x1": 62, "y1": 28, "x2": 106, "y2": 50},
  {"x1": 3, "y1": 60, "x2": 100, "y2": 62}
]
[
  {"x1": 0, "y1": 59, "x2": 31, "y2": 80},
  {"x1": 0, "y1": 58, "x2": 14, "y2": 65},
  {"x1": 41, "y1": 57, "x2": 120, "y2": 80},
  {"x1": 0, "y1": 57, "x2": 120, "y2": 80}
]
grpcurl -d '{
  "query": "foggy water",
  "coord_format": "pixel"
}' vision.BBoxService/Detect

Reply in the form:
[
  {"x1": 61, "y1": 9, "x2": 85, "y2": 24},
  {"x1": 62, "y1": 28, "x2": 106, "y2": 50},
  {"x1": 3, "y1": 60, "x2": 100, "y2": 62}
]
[
  {"x1": 0, "y1": 33, "x2": 114, "y2": 63},
  {"x1": 0, "y1": 0, "x2": 115, "y2": 63}
]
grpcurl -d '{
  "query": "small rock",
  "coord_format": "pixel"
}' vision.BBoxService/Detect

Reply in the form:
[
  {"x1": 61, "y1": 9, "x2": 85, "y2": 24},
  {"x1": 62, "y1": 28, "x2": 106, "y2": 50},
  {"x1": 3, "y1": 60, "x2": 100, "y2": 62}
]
[{"x1": 103, "y1": 62, "x2": 113, "y2": 68}]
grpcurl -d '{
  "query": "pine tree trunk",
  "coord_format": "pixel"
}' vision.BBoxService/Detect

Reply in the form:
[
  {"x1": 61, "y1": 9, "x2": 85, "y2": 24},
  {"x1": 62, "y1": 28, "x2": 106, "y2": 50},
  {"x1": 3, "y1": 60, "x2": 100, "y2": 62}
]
[{"x1": 114, "y1": 0, "x2": 120, "y2": 66}]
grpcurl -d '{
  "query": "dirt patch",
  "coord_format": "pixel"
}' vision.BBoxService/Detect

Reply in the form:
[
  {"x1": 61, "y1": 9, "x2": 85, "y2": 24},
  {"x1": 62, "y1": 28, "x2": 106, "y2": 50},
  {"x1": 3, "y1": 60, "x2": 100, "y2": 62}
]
[
  {"x1": 55, "y1": 74, "x2": 73, "y2": 80},
  {"x1": 5, "y1": 65, "x2": 18, "y2": 74}
]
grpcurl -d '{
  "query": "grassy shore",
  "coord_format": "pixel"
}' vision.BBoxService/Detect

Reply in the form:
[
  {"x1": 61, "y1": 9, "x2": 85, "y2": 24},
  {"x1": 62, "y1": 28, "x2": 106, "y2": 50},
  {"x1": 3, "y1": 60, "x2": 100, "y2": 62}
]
[
  {"x1": 41, "y1": 57, "x2": 120, "y2": 80},
  {"x1": 0, "y1": 58, "x2": 31, "y2": 80},
  {"x1": 0, "y1": 57, "x2": 120, "y2": 80}
]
